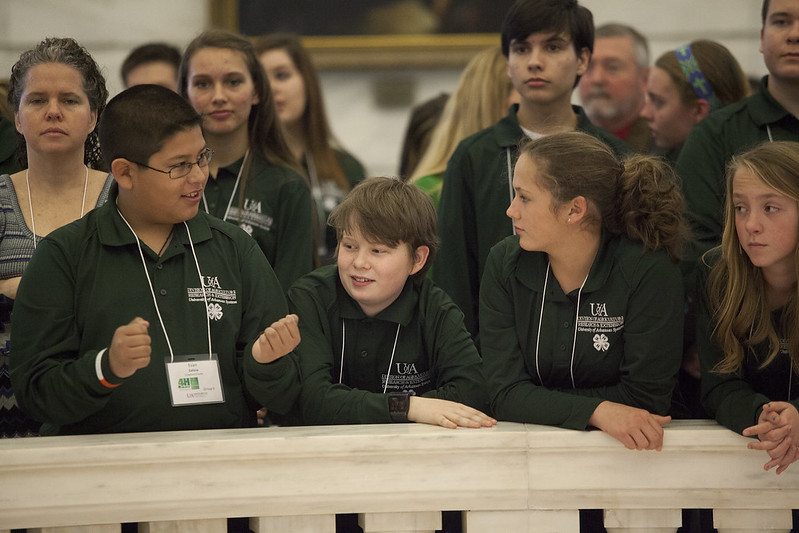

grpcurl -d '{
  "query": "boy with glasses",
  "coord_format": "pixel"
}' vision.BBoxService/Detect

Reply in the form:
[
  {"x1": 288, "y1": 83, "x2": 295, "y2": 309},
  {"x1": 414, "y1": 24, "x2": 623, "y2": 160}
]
[{"x1": 11, "y1": 84, "x2": 301, "y2": 435}]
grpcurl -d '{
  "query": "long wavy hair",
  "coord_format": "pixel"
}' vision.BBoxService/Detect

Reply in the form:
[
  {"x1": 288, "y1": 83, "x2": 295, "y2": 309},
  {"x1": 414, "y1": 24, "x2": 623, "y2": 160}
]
[
  {"x1": 254, "y1": 33, "x2": 351, "y2": 192},
  {"x1": 708, "y1": 141, "x2": 799, "y2": 373}
]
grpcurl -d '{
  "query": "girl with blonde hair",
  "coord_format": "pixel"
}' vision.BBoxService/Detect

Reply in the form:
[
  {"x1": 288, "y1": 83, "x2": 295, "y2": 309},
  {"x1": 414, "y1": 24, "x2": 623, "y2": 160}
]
[
  {"x1": 701, "y1": 140, "x2": 799, "y2": 476},
  {"x1": 409, "y1": 46, "x2": 519, "y2": 208}
]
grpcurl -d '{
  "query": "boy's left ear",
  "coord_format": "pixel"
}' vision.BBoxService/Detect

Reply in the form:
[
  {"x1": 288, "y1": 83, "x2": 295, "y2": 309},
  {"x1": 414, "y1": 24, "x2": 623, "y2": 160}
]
[
  {"x1": 409, "y1": 245, "x2": 430, "y2": 276},
  {"x1": 111, "y1": 158, "x2": 137, "y2": 190}
]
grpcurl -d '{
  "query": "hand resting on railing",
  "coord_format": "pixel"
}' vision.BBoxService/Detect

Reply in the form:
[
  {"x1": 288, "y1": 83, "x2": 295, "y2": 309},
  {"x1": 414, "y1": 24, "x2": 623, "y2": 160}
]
[
  {"x1": 589, "y1": 400, "x2": 671, "y2": 451},
  {"x1": 743, "y1": 401, "x2": 799, "y2": 475},
  {"x1": 407, "y1": 396, "x2": 497, "y2": 429}
]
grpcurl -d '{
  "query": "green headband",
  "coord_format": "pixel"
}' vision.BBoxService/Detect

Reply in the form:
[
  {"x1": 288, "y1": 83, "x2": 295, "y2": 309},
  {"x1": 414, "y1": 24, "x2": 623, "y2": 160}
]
[{"x1": 674, "y1": 44, "x2": 724, "y2": 112}]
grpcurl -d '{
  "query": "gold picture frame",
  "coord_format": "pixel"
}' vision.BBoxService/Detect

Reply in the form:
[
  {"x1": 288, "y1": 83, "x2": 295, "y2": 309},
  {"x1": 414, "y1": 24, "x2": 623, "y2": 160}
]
[{"x1": 209, "y1": 0, "x2": 501, "y2": 69}]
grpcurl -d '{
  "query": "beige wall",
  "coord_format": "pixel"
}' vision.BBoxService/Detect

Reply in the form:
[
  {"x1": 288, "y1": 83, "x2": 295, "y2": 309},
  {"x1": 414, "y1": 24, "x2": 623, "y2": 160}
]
[{"x1": 0, "y1": 0, "x2": 766, "y2": 176}]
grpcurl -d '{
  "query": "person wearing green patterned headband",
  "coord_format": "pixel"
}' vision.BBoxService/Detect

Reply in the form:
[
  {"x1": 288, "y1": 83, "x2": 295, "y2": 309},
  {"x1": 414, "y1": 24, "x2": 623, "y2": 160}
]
[
  {"x1": 642, "y1": 40, "x2": 749, "y2": 159},
  {"x1": 676, "y1": 0, "x2": 799, "y2": 281}
]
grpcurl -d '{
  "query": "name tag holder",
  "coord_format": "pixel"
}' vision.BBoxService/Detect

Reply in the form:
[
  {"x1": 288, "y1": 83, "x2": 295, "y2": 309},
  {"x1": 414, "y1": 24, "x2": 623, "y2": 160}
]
[{"x1": 165, "y1": 353, "x2": 225, "y2": 406}]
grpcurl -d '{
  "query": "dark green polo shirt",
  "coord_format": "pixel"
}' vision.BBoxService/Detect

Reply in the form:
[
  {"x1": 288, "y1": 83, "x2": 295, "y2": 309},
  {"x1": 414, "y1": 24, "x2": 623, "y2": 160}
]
[
  {"x1": 11, "y1": 184, "x2": 300, "y2": 435},
  {"x1": 287, "y1": 265, "x2": 489, "y2": 425},
  {"x1": 697, "y1": 256, "x2": 799, "y2": 434},
  {"x1": 434, "y1": 104, "x2": 629, "y2": 340},
  {"x1": 480, "y1": 232, "x2": 683, "y2": 430},
  {"x1": 204, "y1": 153, "x2": 314, "y2": 291}
]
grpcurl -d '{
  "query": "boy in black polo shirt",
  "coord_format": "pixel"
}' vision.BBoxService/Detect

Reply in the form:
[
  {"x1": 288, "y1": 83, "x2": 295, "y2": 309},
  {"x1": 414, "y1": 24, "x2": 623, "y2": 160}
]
[
  {"x1": 288, "y1": 177, "x2": 494, "y2": 428},
  {"x1": 11, "y1": 85, "x2": 300, "y2": 435}
]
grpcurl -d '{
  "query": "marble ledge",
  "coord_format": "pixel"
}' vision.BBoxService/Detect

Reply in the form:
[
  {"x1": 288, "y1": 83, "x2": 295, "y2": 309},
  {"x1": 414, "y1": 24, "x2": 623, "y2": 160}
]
[{"x1": 1, "y1": 420, "x2": 798, "y2": 530}]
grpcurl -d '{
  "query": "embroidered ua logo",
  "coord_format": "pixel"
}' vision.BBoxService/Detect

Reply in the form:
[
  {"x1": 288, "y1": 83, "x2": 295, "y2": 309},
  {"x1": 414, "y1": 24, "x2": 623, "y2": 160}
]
[{"x1": 593, "y1": 333, "x2": 610, "y2": 352}]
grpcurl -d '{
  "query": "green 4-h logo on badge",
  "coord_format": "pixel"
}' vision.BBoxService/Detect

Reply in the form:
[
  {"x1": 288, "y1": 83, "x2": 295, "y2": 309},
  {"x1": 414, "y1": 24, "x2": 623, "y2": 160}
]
[{"x1": 178, "y1": 377, "x2": 200, "y2": 390}]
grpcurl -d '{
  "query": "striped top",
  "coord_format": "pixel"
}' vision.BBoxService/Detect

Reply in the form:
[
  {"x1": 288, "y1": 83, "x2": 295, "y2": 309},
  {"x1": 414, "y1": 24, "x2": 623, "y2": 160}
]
[{"x1": 0, "y1": 173, "x2": 113, "y2": 279}]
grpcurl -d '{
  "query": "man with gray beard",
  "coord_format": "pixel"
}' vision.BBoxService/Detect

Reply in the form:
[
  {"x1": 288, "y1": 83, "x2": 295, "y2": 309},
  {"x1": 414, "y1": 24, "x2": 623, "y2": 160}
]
[{"x1": 578, "y1": 23, "x2": 652, "y2": 152}]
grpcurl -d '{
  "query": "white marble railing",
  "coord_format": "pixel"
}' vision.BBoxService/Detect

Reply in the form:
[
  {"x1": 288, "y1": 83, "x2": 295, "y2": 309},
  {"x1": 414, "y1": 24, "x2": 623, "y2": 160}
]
[{"x1": 0, "y1": 420, "x2": 796, "y2": 533}]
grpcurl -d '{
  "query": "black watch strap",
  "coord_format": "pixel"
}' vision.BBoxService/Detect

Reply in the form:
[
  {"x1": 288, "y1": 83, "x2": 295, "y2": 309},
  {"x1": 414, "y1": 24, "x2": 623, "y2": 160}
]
[{"x1": 387, "y1": 392, "x2": 410, "y2": 422}]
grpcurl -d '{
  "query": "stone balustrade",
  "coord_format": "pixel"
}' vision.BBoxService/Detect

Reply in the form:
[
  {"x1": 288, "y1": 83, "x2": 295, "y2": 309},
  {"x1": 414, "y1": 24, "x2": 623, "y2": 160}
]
[{"x1": 1, "y1": 420, "x2": 796, "y2": 533}]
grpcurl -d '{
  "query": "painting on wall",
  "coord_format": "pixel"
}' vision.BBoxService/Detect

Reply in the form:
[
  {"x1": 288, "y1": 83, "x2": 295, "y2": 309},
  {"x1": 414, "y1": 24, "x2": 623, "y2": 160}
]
[
  {"x1": 235, "y1": 0, "x2": 514, "y2": 36},
  {"x1": 210, "y1": 0, "x2": 514, "y2": 68}
]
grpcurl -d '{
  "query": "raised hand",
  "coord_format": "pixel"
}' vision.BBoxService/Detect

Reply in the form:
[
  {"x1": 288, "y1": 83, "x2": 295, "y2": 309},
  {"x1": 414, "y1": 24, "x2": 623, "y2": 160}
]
[
  {"x1": 108, "y1": 317, "x2": 151, "y2": 379},
  {"x1": 252, "y1": 314, "x2": 301, "y2": 364}
]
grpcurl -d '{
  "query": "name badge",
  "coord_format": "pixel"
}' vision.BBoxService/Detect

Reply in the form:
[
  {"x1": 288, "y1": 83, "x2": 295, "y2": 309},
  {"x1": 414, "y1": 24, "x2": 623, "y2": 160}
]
[{"x1": 165, "y1": 353, "x2": 225, "y2": 406}]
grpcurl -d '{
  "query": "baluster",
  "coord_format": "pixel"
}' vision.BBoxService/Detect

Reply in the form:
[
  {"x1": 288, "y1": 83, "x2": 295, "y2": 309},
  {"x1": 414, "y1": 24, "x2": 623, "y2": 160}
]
[
  {"x1": 28, "y1": 526, "x2": 119, "y2": 533},
  {"x1": 140, "y1": 519, "x2": 226, "y2": 532},
  {"x1": 464, "y1": 510, "x2": 580, "y2": 532},
  {"x1": 358, "y1": 511, "x2": 441, "y2": 533},
  {"x1": 714, "y1": 509, "x2": 792, "y2": 533},
  {"x1": 604, "y1": 508, "x2": 681, "y2": 533},
  {"x1": 250, "y1": 514, "x2": 335, "y2": 532}
]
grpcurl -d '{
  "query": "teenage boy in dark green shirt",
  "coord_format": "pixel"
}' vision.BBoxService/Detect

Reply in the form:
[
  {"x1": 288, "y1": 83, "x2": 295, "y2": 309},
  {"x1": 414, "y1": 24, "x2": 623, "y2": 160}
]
[
  {"x1": 434, "y1": 0, "x2": 627, "y2": 340},
  {"x1": 11, "y1": 85, "x2": 301, "y2": 435}
]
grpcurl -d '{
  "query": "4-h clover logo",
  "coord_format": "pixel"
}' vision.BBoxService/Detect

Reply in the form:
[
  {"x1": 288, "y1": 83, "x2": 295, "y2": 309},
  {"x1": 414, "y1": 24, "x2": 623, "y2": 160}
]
[
  {"x1": 207, "y1": 303, "x2": 223, "y2": 321},
  {"x1": 593, "y1": 333, "x2": 610, "y2": 352}
]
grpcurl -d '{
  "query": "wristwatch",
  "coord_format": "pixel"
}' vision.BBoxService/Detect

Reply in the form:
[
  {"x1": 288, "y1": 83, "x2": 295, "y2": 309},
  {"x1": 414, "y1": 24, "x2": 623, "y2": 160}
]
[{"x1": 387, "y1": 392, "x2": 410, "y2": 422}]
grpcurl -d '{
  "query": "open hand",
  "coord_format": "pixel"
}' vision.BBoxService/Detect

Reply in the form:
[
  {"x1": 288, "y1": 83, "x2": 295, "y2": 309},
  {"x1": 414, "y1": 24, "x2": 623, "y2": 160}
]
[{"x1": 407, "y1": 396, "x2": 496, "y2": 429}]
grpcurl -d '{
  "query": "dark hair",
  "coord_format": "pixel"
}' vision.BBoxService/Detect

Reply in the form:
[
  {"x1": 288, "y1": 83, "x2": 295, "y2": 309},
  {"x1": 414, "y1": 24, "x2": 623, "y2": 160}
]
[
  {"x1": 501, "y1": 0, "x2": 594, "y2": 58},
  {"x1": 8, "y1": 37, "x2": 108, "y2": 170},
  {"x1": 328, "y1": 177, "x2": 439, "y2": 283},
  {"x1": 99, "y1": 84, "x2": 201, "y2": 165},
  {"x1": 762, "y1": 0, "x2": 771, "y2": 26},
  {"x1": 254, "y1": 33, "x2": 350, "y2": 191},
  {"x1": 121, "y1": 42, "x2": 181, "y2": 86},
  {"x1": 521, "y1": 131, "x2": 688, "y2": 262}
]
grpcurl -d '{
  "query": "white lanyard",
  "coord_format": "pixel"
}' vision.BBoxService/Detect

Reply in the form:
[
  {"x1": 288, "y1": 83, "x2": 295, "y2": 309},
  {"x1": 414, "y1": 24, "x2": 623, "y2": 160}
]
[
  {"x1": 202, "y1": 150, "x2": 248, "y2": 223},
  {"x1": 534, "y1": 260, "x2": 589, "y2": 389},
  {"x1": 339, "y1": 320, "x2": 402, "y2": 393},
  {"x1": 116, "y1": 206, "x2": 213, "y2": 363},
  {"x1": 26, "y1": 166, "x2": 88, "y2": 249}
]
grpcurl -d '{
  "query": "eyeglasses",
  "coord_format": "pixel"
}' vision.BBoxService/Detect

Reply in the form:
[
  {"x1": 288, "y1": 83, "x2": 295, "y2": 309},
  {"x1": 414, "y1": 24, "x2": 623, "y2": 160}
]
[{"x1": 130, "y1": 147, "x2": 214, "y2": 180}]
